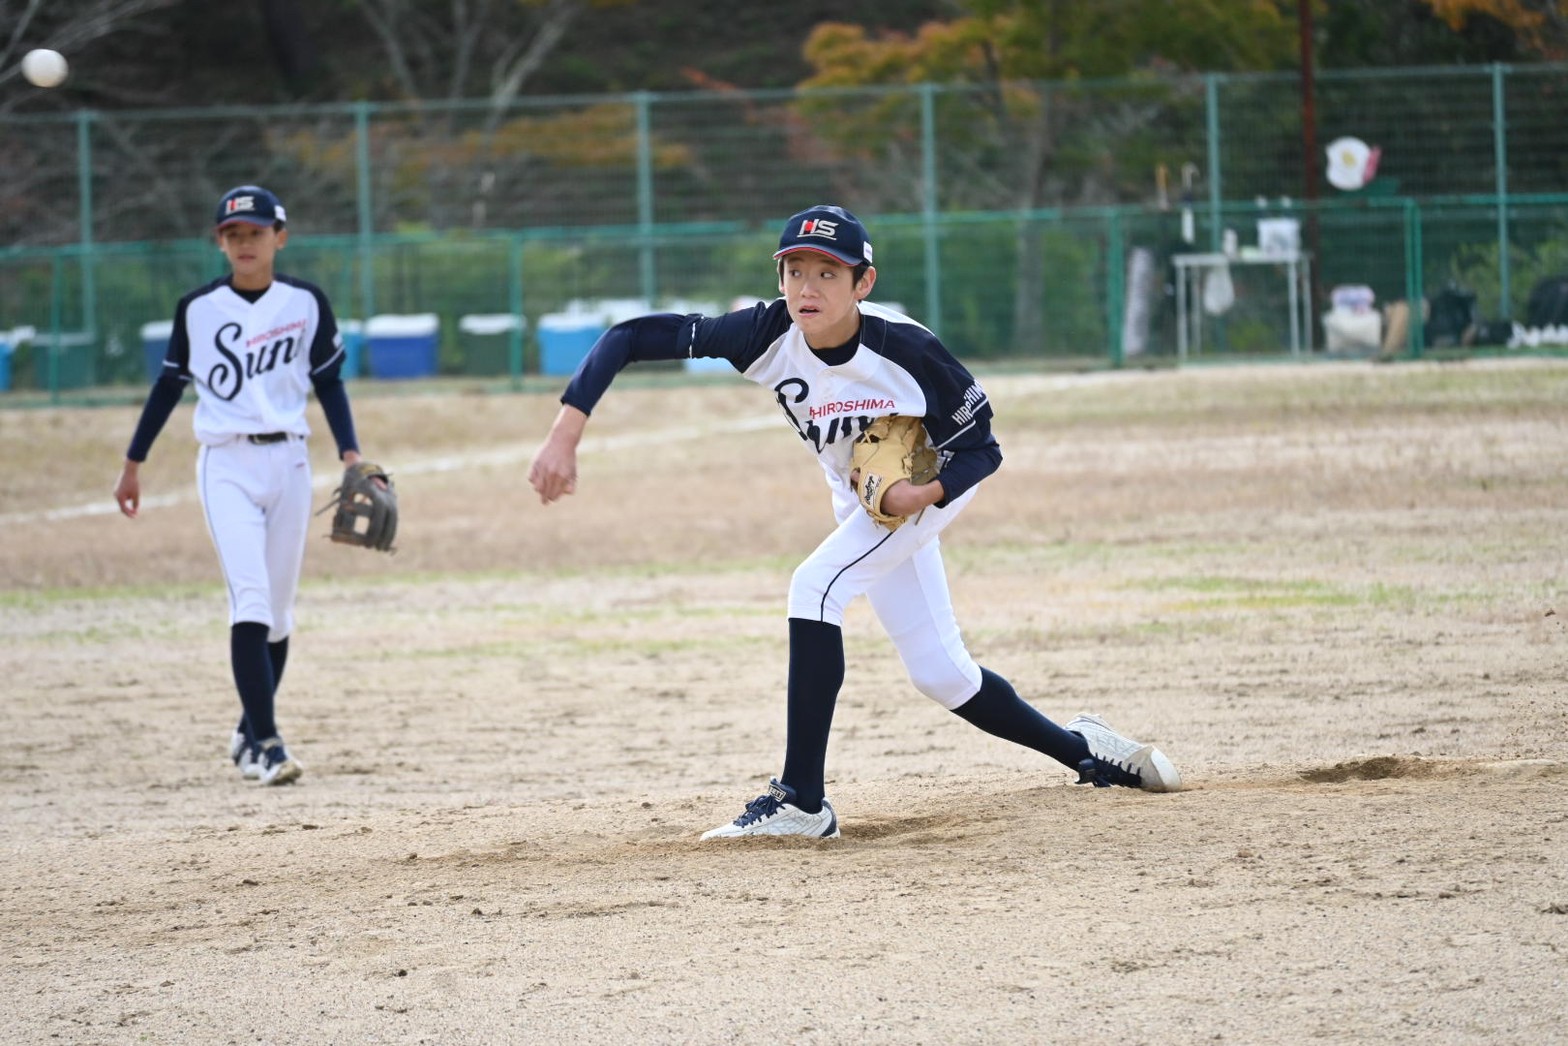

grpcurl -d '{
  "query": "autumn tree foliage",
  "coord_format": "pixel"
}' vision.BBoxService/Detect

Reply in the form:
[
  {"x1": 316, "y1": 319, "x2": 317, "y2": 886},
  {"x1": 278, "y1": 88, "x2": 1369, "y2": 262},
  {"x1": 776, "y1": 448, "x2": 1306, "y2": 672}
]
[
  {"x1": 1421, "y1": 0, "x2": 1568, "y2": 58},
  {"x1": 792, "y1": 0, "x2": 1301, "y2": 352}
]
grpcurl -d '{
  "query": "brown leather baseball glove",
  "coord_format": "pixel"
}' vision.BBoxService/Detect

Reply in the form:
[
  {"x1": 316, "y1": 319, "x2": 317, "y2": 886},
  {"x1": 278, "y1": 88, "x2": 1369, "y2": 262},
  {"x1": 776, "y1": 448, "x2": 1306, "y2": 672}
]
[
  {"x1": 319, "y1": 461, "x2": 398, "y2": 552},
  {"x1": 849, "y1": 415, "x2": 939, "y2": 531}
]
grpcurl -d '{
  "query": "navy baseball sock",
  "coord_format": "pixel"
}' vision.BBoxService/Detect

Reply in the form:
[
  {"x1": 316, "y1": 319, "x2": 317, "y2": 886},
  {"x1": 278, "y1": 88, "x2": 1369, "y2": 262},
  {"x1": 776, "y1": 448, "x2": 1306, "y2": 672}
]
[
  {"x1": 779, "y1": 618, "x2": 845, "y2": 815},
  {"x1": 230, "y1": 622, "x2": 278, "y2": 742},
  {"x1": 234, "y1": 637, "x2": 289, "y2": 741},
  {"x1": 952, "y1": 668, "x2": 1090, "y2": 770},
  {"x1": 269, "y1": 637, "x2": 289, "y2": 694}
]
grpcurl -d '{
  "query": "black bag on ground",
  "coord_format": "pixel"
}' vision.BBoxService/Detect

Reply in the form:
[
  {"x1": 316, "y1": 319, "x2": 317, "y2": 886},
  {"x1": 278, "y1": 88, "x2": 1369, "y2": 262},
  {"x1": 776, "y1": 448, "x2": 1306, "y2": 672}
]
[
  {"x1": 1525, "y1": 275, "x2": 1568, "y2": 328},
  {"x1": 1425, "y1": 283, "x2": 1478, "y2": 347}
]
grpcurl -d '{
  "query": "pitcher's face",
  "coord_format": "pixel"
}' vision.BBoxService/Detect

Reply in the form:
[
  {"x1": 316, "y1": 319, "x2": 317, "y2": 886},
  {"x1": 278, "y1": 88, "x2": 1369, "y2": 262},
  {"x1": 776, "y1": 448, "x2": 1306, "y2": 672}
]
[{"x1": 779, "y1": 252, "x2": 875, "y2": 350}]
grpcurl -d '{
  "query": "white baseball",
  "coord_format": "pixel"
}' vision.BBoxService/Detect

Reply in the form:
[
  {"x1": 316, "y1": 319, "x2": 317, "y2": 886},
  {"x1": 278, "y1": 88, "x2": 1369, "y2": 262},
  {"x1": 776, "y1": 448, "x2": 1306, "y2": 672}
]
[{"x1": 21, "y1": 49, "x2": 68, "y2": 89}]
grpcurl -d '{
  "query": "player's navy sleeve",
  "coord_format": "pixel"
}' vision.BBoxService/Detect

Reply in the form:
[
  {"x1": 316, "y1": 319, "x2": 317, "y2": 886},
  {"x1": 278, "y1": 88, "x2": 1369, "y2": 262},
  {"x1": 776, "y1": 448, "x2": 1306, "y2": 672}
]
[
  {"x1": 921, "y1": 348, "x2": 999, "y2": 504},
  {"x1": 560, "y1": 303, "x2": 791, "y2": 415},
  {"x1": 688, "y1": 300, "x2": 791, "y2": 371},
  {"x1": 923, "y1": 366, "x2": 999, "y2": 505},
  {"x1": 311, "y1": 375, "x2": 359, "y2": 458},
  {"x1": 126, "y1": 296, "x2": 196, "y2": 462},
  {"x1": 932, "y1": 433, "x2": 1001, "y2": 505},
  {"x1": 301, "y1": 286, "x2": 360, "y2": 457},
  {"x1": 559, "y1": 313, "x2": 690, "y2": 415},
  {"x1": 303, "y1": 282, "x2": 346, "y2": 377},
  {"x1": 125, "y1": 375, "x2": 187, "y2": 462}
]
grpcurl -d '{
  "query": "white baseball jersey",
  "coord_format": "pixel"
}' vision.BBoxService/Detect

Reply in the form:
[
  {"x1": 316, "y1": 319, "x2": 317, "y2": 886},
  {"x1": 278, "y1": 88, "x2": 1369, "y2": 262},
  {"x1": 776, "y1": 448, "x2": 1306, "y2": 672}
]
[
  {"x1": 718, "y1": 300, "x2": 991, "y2": 522},
  {"x1": 161, "y1": 274, "x2": 346, "y2": 445},
  {"x1": 563, "y1": 299, "x2": 998, "y2": 512}
]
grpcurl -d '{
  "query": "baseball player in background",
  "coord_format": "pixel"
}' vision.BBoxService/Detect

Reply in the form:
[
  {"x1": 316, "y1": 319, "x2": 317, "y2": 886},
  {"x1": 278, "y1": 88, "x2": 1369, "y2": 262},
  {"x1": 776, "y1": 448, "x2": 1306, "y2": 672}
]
[
  {"x1": 113, "y1": 185, "x2": 376, "y2": 786},
  {"x1": 529, "y1": 205, "x2": 1181, "y2": 839}
]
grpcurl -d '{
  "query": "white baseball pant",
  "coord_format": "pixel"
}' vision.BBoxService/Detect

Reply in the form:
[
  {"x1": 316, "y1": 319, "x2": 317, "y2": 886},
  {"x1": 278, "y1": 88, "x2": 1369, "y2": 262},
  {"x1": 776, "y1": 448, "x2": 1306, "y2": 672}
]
[
  {"x1": 196, "y1": 437, "x2": 313, "y2": 642},
  {"x1": 787, "y1": 486, "x2": 982, "y2": 709}
]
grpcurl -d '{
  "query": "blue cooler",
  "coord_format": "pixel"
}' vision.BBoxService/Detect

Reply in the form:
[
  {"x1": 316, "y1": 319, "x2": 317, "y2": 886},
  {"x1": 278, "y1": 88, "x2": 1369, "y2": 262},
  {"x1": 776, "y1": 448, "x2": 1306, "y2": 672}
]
[
  {"x1": 683, "y1": 354, "x2": 735, "y2": 375},
  {"x1": 366, "y1": 313, "x2": 440, "y2": 379},
  {"x1": 140, "y1": 320, "x2": 174, "y2": 382},
  {"x1": 537, "y1": 313, "x2": 606, "y2": 376},
  {"x1": 339, "y1": 320, "x2": 364, "y2": 379},
  {"x1": 0, "y1": 336, "x2": 11, "y2": 393}
]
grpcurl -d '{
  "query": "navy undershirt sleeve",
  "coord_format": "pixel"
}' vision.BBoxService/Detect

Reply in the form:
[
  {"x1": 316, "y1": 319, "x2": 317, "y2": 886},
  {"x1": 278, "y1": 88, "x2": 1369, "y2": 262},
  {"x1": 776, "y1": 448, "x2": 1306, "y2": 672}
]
[
  {"x1": 932, "y1": 439, "x2": 1001, "y2": 505},
  {"x1": 560, "y1": 313, "x2": 689, "y2": 415},
  {"x1": 125, "y1": 373, "x2": 188, "y2": 462},
  {"x1": 311, "y1": 374, "x2": 360, "y2": 458},
  {"x1": 910, "y1": 340, "x2": 1001, "y2": 506},
  {"x1": 307, "y1": 287, "x2": 346, "y2": 373},
  {"x1": 302, "y1": 285, "x2": 359, "y2": 457}
]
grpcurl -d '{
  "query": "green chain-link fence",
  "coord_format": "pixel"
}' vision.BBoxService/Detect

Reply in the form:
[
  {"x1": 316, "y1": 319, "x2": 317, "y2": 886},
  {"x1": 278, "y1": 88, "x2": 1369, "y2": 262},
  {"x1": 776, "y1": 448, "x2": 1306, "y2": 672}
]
[{"x1": 5, "y1": 65, "x2": 1568, "y2": 400}]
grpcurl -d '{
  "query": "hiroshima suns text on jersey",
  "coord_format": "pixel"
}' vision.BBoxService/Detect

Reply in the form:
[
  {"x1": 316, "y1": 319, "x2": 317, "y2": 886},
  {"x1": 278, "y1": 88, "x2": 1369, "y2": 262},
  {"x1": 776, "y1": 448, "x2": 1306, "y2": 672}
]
[
  {"x1": 561, "y1": 299, "x2": 999, "y2": 506},
  {"x1": 162, "y1": 274, "x2": 345, "y2": 446},
  {"x1": 692, "y1": 300, "x2": 998, "y2": 511},
  {"x1": 700, "y1": 301, "x2": 991, "y2": 482}
]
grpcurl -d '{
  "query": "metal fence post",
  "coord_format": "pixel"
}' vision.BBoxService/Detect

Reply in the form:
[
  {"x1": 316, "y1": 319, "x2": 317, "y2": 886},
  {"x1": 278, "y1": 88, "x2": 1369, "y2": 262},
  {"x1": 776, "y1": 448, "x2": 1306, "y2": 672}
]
[
  {"x1": 76, "y1": 110, "x2": 97, "y2": 342},
  {"x1": 355, "y1": 101, "x2": 376, "y2": 325},
  {"x1": 919, "y1": 83, "x2": 942, "y2": 339},
  {"x1": 1492, "y1": 63, "x2": 1512, "y2": 318},
  {"x1": 1106, "y1": 209, "x2": 1125, "y2": 367},
  {"x1": 635, "y1": 91, "x2": 656, "y2": 305},
  {"x1": 1205, "y1": 74, "x2": 1223, "y2": 253},
  {"x1": 49, "y1": 254, "x2": 64, "y2": 403},
  {"x1": 509, "y1": 234, "x2": 525, "y2": 390},
  {"x1": 1404, "y1": 198, "x2": 1424, "y2": 358}
]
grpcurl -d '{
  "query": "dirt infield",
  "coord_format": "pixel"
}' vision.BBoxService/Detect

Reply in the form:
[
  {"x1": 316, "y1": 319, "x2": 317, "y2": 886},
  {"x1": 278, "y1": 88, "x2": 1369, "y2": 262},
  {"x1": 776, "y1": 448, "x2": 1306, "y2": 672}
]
[{"x1": 3, "y1": 359, "x2": 1566, "y2": 1044}]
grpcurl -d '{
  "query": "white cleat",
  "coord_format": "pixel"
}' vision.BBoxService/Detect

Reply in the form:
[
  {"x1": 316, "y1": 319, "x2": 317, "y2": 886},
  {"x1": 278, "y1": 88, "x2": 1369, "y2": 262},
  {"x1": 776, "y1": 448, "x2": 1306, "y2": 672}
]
[
  {"x1": 230, "y1": 727, "x2": 262, "y2": 781},
  {"x1": 701, "y1": 779, "x2": 840, "y2": 839},
  {"x1": 1066, "y1": 713, "x2": 1182, "y2": 792}
]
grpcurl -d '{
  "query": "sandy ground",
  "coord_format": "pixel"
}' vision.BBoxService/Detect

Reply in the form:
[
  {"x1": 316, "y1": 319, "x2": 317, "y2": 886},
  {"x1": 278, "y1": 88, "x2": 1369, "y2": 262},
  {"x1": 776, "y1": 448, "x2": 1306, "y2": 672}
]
[{"x1": 2, "y1": 359, "x2": 1566, "y2": 1045}]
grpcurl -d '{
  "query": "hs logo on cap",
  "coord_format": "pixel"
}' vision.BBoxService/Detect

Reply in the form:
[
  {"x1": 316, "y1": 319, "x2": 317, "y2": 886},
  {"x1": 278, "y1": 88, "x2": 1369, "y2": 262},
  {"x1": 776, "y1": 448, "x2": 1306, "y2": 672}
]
[
  {"x1": 799, "y1": 218, "x2": 838, "y2": 239},
  {"x1": 227, "y1": 196, "x2": 259, "y2": 215}
]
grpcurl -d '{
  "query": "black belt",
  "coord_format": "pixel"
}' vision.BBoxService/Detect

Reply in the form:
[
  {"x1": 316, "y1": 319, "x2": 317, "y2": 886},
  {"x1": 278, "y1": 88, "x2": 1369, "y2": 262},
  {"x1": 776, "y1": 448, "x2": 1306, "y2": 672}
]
[{"x1": 246, "y1": 432, "x2": 291, "y2": 444}]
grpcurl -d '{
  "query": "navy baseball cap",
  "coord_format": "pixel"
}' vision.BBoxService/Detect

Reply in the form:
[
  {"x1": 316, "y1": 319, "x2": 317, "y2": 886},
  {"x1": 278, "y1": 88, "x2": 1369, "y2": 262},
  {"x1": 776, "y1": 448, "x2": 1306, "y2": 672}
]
[
  {"x1": 774, "y1": 205, "x2": 873, "y2": 266},
  {"x1": 215, "y1": 185, "x2": 287, "y2": 229}
]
